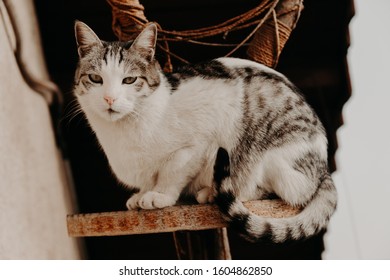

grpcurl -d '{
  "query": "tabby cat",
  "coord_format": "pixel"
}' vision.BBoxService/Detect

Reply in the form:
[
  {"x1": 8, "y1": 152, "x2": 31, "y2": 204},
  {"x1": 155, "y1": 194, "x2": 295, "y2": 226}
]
[{"x1": 73, "y1": 21, "x2": 337, "y2": 242}]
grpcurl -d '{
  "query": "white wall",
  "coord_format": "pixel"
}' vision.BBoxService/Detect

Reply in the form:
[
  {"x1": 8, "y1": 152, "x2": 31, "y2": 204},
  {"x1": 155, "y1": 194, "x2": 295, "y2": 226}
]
[{"x1": 323, "y1": 0, "x2": 390, "y2": 259}]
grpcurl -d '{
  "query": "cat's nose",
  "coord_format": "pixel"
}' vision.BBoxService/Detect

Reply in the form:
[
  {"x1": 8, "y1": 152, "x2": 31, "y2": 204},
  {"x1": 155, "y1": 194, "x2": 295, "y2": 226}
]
[{"x1": 104, "y1": 95, "x2": 116, "y2": 106}]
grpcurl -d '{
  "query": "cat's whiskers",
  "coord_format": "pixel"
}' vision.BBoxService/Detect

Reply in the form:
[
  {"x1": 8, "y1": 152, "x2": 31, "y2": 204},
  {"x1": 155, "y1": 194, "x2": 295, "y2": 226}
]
[
  {"x1": 61, "y1": 99, "x2": 88, "y2": 126},
  {"x1": 122, "y1": 106, "x2": 145, "y2": 124}
]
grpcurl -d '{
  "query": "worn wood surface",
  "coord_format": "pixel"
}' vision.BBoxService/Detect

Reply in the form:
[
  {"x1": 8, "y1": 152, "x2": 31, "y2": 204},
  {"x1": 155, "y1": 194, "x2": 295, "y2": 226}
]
[{"x1": 67, "y1": 200, "x2": 300, "y2": 237}]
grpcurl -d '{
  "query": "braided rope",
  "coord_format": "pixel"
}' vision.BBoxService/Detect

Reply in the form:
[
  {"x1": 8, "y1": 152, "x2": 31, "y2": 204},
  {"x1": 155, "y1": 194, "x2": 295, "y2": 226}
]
[{"x1": 106, "y1": 0, "x2": 302, "y2": 71}]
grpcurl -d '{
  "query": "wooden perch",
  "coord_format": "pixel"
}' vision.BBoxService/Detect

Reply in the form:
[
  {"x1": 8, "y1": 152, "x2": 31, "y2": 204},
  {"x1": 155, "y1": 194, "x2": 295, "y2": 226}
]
[{"x1": 67, "y1": 200, "x2": 300, "y2": 237}]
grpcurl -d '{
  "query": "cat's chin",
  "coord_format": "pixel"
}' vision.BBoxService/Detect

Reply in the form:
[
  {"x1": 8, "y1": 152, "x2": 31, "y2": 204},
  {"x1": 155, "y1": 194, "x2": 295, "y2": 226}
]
[
  {"x1": 100, "y1": 108, "x2": 138, "y2": 123},
  {"x1": 97, "y1": 109, "x2": 127, "y2": 122}
]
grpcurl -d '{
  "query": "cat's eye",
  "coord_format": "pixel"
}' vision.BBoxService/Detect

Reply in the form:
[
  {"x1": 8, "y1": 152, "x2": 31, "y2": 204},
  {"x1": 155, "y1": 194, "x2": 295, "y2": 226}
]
[
  {"x1": 88, "y1": 74, "x2": 103, "y2": 84},
  {"x1": 122, "y1": 77, "x2": 137, "y2": 85}
]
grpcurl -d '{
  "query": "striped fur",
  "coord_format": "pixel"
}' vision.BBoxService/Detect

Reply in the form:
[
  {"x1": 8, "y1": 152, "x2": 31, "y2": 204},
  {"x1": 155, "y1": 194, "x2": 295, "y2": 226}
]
[
  {"x1": 214, "y1": 148, "x2": 336, "y2": 242},
  {"x1": 73, "y1": 22, "x2": 337, "y2": 242}
]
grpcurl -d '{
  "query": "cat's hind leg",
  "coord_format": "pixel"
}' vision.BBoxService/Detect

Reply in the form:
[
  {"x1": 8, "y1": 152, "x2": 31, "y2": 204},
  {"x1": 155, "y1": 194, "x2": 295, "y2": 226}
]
[
  {"x1": 262, "y1": 149, "x2": 322, "y2": 207},
  {"x1": 195, "y1": 186, "x2": 215, "y2": 204}
]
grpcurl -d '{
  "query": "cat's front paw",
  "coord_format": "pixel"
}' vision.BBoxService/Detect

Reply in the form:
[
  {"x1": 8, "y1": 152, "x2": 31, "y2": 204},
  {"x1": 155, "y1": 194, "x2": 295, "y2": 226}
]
[
  {"x1": 126, "y1": 192, "x2": 144, "y2": 210},
  {"x1": 137, "y1": 191, "x2": 176, "y2": 210}
]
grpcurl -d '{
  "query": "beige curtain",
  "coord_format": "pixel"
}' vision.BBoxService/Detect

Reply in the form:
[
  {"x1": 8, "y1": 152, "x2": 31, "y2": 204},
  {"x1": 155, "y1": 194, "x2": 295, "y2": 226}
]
[{"x1": 0, "y1": 0, "x2": 81, "y2": 259}]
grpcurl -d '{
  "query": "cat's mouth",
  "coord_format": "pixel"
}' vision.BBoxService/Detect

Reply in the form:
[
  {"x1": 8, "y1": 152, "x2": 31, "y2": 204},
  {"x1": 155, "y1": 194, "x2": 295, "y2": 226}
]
[
  {"x1": 105, "y1": 107, "x2": 126, "y2": 121},
  {"x1": 107, "y1": 108, "x2": 119, "y2": 114}
]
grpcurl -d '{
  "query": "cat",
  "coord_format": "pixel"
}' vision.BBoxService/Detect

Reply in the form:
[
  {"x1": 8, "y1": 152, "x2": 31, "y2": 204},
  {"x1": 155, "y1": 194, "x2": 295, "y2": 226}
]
[{"x1": 73, "y1": 21, "x2": 337, "y2": 243}]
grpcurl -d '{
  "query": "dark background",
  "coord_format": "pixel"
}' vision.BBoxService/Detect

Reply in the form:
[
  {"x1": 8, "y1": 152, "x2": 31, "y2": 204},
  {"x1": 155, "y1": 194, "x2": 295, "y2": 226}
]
[{"x1": 34, "y1": 0, "x2": 354, "y2": 259}]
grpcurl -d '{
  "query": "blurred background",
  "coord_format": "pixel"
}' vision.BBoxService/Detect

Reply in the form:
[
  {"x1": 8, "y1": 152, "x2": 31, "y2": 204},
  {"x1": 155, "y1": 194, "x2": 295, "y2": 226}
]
[{"x1": 323, "y1": 0, "x2": 390, "y2": 259}]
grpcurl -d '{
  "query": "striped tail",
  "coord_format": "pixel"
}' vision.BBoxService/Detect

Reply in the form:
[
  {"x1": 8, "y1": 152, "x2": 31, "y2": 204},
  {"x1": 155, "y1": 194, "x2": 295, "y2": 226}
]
[{"x1": 213, "y1": 147, "x2": 337, "y2": 243}]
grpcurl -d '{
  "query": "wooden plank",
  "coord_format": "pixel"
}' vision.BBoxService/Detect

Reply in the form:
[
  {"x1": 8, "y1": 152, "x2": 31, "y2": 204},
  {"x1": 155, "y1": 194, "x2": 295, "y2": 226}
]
[{"x1": 67, "y1": 200, "x2": 300, "y2": 237}]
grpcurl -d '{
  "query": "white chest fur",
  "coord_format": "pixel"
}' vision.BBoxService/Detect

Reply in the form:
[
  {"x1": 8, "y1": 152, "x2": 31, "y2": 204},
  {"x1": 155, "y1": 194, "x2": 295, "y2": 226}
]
[{"x1": 90, "y1": 118, "x2": 160, "y2": 189}]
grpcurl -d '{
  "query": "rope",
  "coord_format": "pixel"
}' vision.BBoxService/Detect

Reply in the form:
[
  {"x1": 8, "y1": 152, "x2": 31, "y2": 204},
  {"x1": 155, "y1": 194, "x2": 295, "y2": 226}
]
[
  {"x1": 224, "y1": 0, "x2": 279, "y2": 58},
  {"x1": 106, "y1": 0, "x2": 301, "y2": 71},
  {"x1": 247, "y1": 10, "x2": 291, "y2": 68}
]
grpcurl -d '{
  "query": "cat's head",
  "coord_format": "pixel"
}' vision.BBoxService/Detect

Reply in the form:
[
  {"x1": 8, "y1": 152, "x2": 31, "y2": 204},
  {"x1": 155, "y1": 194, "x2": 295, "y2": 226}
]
[{"x1": 73, "y1": 21, "x2": 162, "y2": 122}]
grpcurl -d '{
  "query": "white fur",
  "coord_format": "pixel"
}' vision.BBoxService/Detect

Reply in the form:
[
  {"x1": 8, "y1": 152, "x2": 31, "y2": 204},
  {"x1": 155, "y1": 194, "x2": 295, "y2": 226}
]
[
  {"x1": 260, "y1": 143, "x2": 317, "y2": 206},
  {"x1": 76, "y1": 56, "x2": 327, "y2": 210},
  {"x1": 76, "y1": 63, "x2": 245, "y2": 209},
  {"x1": 216, "y1": 57, "x2": 283, "y2": 78}
]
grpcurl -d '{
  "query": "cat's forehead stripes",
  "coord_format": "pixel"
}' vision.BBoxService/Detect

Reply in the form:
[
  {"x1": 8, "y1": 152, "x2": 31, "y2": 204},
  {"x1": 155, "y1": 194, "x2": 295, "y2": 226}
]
[
  {"x1": 101, "y1": 42, "x2": 127, "y2": 67},
  {"x1": 102, "y1": 45, "x2": 110, "y2": 65},
  {"x1": 78, "y1": 41, "x2": 142, "y2": 74},
  {"x1": 75, "y1": 41, "x2": 161, "y2": 93}
]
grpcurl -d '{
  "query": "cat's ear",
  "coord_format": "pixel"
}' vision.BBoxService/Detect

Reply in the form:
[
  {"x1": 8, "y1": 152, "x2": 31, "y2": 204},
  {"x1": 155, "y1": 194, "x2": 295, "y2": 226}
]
[
  {"x1": 131, "y1": 23, "x2": 157, "y2": 61},
  {"x1": 74, "y1": 21, "x2": 103, "y2": 58}
]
